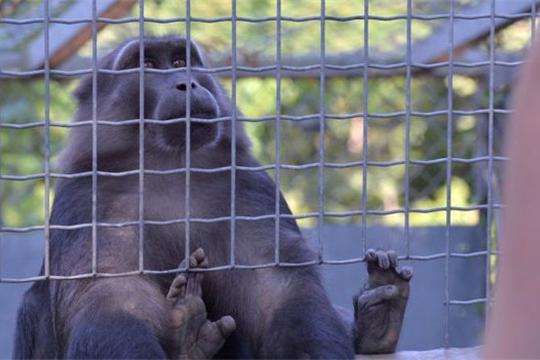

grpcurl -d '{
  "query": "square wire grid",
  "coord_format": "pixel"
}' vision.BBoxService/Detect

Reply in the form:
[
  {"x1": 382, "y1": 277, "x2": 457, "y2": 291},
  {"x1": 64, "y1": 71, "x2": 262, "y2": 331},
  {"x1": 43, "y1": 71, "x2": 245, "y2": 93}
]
[{"x1": 0, "y1": 0, "x2": 533, "y2": 348}]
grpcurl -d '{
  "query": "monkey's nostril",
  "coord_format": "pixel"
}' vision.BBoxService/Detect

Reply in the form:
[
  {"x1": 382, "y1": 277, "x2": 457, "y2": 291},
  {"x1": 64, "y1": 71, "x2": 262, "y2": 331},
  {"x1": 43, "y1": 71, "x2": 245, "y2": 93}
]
[{"x1": 176, "y1": 82, "x2": 197, "y2": 92}]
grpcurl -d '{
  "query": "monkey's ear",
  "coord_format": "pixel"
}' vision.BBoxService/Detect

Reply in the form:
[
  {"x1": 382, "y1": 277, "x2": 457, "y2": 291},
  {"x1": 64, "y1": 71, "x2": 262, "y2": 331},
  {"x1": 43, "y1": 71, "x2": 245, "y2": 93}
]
[
  {"x1": 73, "y1": 75, "x2": 92, "y2": 102},
  {"x1": 72, "y1": 42, "x2": 123, "y2": 101}
]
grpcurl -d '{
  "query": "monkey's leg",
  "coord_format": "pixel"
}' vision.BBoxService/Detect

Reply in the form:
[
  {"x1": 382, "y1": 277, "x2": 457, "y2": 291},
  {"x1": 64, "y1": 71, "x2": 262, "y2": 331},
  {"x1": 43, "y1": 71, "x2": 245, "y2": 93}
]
[
  {"x1": 66, "y1": 308, "x2": 167, "y2": 358},
  {"x1": 65, "y1": 277, "x2": 176, "y2": 358},
  {"x1": 13, "y1": 281, "x2": 55, "y2": 359},
  {"x1": 255, "y1": 270, "x2": 355, "y2": 359},
  {"x1": 168, "y1": 248, "x2": 236, "y2": 359},
  {"x1": 353, "y1": 249, "x2": 413, "y2": 354}
]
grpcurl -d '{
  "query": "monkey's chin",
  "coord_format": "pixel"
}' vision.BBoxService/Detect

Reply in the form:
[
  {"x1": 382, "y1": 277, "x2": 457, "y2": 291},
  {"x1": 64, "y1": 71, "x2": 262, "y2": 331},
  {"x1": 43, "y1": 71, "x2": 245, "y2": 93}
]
[{"x1": 155, "y1": 121, "x2": 218, "y2": 154}]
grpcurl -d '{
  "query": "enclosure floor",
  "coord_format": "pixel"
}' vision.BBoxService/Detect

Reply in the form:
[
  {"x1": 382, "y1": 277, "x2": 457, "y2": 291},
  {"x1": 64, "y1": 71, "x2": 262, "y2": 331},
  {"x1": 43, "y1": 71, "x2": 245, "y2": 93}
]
[{"x1": 360, "y1": 347, "x2": 481, "y2": 359}]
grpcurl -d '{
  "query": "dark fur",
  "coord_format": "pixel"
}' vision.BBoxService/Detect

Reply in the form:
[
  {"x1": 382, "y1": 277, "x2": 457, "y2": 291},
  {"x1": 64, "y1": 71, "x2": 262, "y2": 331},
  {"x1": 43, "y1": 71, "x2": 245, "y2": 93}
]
[{"x1": 14, "y1": 36, "x2": 353, "y2": 359}]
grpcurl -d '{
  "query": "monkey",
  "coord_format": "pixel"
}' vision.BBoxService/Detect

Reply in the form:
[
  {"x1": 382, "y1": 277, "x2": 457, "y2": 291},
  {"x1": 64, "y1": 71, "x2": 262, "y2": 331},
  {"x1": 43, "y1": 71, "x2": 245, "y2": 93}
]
[{"x1": 13, "y1": 35, "x2": 412, "y2": 359}]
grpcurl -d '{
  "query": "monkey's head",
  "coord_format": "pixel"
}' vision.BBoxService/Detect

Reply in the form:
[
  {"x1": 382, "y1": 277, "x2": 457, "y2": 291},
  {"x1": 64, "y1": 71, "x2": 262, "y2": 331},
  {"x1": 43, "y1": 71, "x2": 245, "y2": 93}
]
[{"x1": 71, "y1": 35, "x2": 234, "y2": 159}]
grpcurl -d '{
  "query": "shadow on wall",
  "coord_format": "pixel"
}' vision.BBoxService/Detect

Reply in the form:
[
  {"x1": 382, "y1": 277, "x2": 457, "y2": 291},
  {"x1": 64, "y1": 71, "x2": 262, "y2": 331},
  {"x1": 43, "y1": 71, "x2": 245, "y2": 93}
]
[{"x1": 0, "y1": 225, "x2": 485, "y2": 356}]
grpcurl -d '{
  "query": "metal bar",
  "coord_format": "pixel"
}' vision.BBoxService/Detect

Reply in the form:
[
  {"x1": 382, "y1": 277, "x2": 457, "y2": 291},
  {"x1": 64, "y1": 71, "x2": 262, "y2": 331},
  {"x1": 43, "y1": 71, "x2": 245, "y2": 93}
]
[
  {"x1": 485, "y1": 0, "x2": 496, "y2": 323},
  {"x1": 2, "y1": 12, "x2": 540, "y2": 26},
  {"x1": 0, "y1": 202, "x2": 506, "y2": 232},
  {"x1": 43, "y1": 0, "x2": 51, "y2": 279},
  {"x1": 0, "y1": 59, "x2": 525, "y2": 79},
  {"x1": 0, "y1": 108, "x2": 520, "y2": 129},
  {"x1": 0, "y1": 156, "x2": 510, "y2": 183},
  {"x1": 137, "y1": 0, "x2": 145, "y2": 273},
  {"x1": 229, "y1": 0, "x2": 238, "y2": 267},
  {"x1": 317, "y1": 0, "x2": 326, "y2": 261},
  {"x1": 0, "y1": 34, "x2": 2, "y2": 282},
  {"x1": 404, "y1": 0, "x2": 412, "y2": 258},
  {"x1": 444, "y1": 0, "x2": 456, "y2": 348},
  {"x1": 361, "y1": 0, "x2": 369, "y2": 256},
  {"x1": 184, "y1": 0, "x2": 192, "y2": 270},
  {"x1": 90, "y1": 0, "x2": 98, "y2": 278},
  {"x1": 274, "y1": 0, "x2": 282, "y2": 264},
  {"x1": 533, "y1": 0, "x2": 537, "y2": 43},
  {"x1": 0, "y1": 250, "x2": 503, "y2": 284}
]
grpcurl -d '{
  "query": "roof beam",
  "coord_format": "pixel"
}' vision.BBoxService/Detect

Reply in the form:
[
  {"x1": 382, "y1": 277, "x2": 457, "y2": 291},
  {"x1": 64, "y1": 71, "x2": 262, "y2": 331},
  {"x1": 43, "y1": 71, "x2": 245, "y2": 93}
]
[
  {"x1": 26, "y1": 0, "x2": 136, "y2": 69},
  {"x1": 411, "y1": 0, "x2": 540, "y2": 63}
]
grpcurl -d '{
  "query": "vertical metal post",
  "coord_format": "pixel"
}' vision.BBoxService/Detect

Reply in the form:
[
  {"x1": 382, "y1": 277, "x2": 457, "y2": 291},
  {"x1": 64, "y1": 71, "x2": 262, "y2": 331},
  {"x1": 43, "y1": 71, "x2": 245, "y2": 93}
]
[
  {"x1": 444, "y1": 0, "x2": 456, "y2": 348},
  {"x1": 274, "y1": 0, "x2": 282, "y2": 265},
  {"x1": 361, "y1": 0, "x2": 369, "y2": 255},
  {"x1": 43, "y1": 0, "x2": 51, "y2": 278},
  {"x1": 90, "y1": 0, "x2": 98, "y2": 276},
  {"x1": 532, "y1": 1, "x2": 537, "y2": 44},
  {"x1": 230, "y1": 0, "x2": 238, "y2": 267},
  {"x1": 318, "y1": 0, "x2": 326, "y2": 261},
  {"x1": 486, "y1": 0, "x2": 496, "y2": 318},
  {"x1": 404, "y1": 0, "x2": 412, "y2": 258},
  {"x1": 138, "y1": 0, "x2": 145, "y2": 273},
  {"x1": 184, "y1": 0, "x2": 192, "y2": 269}
]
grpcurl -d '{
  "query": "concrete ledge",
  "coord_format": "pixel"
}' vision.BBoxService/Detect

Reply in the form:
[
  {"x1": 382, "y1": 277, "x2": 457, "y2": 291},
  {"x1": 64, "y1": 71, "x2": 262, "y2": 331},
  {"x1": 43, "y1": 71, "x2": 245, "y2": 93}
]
[{"x1": 361, "y1": 347, "x2": 481, "y2": 359}]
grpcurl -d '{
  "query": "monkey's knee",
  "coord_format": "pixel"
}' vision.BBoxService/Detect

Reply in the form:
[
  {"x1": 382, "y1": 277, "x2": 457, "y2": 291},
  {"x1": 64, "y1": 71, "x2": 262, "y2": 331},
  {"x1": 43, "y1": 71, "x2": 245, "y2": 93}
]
[
  {"x1": 67, "y1": 310, "x2": 167, "y2": 359},
  {"x1": 73, "y1": 278, "x2": 171, "y2": 336}
]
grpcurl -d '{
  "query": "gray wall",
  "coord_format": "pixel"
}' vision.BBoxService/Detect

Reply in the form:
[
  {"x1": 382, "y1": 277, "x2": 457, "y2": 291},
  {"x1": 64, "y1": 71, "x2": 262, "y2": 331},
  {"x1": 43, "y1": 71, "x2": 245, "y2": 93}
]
[{"x1": 0, "y1": 225, "x2": 486, "y2": 357}]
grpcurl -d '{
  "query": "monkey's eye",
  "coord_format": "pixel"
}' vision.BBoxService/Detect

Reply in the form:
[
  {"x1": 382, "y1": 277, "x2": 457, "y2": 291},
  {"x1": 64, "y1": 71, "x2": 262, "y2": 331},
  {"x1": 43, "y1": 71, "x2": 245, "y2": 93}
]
[
  {"x1": 143, "y1": 60, "x2": 155, "y2": 69},
  {"x1": 173, "y1": 59, "x2": 186, "y2": 68}
]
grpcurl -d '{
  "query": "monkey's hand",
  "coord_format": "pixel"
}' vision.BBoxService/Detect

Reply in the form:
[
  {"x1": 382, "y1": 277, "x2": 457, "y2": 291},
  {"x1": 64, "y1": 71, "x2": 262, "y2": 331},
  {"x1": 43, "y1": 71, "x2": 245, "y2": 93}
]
[
  {"x1": 167, "y1": 248, "x2": 236, "y2": 359},
  {"x1": 353, "y1": 249, "x2": 413, "y2": 354}
]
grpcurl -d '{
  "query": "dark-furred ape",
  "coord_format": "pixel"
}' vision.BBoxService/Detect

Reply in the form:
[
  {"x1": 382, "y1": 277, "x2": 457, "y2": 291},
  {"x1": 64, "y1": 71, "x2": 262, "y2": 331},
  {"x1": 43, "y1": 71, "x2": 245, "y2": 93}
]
[{"x1": 13, "y1": 35, "x2": 412, "y2": 359}]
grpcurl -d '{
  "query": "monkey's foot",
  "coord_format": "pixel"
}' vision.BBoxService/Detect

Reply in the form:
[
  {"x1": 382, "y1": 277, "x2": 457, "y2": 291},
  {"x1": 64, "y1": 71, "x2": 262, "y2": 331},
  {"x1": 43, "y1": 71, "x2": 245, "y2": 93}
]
[
  {"x1": 353, "y1": 249, "x2": 413, "y2": 354},
  {"x1": 167, "y1": 248, "x2": 236, "y2": 359}
]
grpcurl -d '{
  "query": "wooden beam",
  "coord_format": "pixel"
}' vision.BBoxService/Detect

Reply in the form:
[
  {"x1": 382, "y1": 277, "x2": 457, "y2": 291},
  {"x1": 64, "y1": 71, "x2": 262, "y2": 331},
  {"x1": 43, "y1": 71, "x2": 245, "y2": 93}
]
[
  {"x1": 411, "y1": 0, "x2": 540, "y2": 64},
  {"x1": 15, "y1": 0, "x2": 537, "y2": 81},
  {"x1": 26, "y1": 0, "x2": 137, "y2": 70}
]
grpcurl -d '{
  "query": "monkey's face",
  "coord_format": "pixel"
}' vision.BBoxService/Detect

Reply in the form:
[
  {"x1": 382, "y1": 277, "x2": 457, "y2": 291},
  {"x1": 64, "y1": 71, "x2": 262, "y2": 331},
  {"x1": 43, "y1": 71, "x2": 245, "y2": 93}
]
[{"x1": 75, "y1": 36, "x2": 225, "y2": 154}]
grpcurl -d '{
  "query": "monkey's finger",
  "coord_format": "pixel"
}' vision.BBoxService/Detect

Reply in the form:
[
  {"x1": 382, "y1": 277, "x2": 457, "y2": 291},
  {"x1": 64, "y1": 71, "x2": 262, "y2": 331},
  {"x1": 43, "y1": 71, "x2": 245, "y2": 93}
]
[
  {"x1": 216, "y1": 315, "x2": 236, "y2": 338},
  {"x1": 375, "y1": 250, "x2": 390, "y2": 270},
  {"x1": 357, "y1": 285, "x2": 398, "y2": 308},
  {"x1": 397, "y1": 266, "x2": 413, "y2": 281},
  {"x1": 387, "y1": 250, "x2": 398, "y2": 269},
  {"x1": 167, "y1": 274, "x2": 187, "y2": 301}
]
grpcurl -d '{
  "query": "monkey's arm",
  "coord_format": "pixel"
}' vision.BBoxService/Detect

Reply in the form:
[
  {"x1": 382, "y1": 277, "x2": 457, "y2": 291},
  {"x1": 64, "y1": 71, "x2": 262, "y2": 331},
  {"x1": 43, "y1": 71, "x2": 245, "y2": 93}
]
[{"x1": 351, "y1": 249, "x2": 413, "y2": 354}]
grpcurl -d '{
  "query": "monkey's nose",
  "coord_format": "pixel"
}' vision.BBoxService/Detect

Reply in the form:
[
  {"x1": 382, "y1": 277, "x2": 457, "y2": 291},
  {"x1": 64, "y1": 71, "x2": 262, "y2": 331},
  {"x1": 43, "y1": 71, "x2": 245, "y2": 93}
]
[{"x1": 176, "y1": 81, "x2": 197, "y2": 92}]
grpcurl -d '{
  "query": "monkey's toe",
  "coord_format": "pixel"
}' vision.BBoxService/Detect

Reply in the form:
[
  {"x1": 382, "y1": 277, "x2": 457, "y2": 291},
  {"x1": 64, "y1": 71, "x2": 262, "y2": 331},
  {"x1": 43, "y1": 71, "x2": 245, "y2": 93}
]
[
  {"x1": 191, "y1": 316, "x2": 237, "y2": 359},
  {"x1": 366, "y1": 249, "x2": 394, "y2": 270},
  {"x1": 397, "y1": 266, "x2": 413, "y2": 281},
  {"x1": 167, "y1": 274, "x2": 188, "y2": 302},
  {"x1": 216, "y1": 315, "x2": 236, "y2": 337},
  {"x1": 189, "y1": 248, "x2": 208, "y2": 268}
]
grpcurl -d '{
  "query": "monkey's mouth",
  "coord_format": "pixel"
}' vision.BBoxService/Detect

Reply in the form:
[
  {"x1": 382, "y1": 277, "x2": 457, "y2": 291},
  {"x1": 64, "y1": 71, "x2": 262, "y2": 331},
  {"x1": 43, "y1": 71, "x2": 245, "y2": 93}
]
[{"x1": 154, "y1": 111, "x2": 219, "y2": 152}]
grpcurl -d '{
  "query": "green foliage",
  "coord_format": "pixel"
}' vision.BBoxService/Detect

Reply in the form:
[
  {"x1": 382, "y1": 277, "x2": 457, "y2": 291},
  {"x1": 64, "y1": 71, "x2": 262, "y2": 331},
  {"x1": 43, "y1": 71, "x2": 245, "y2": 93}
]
[{"x1": 0, "y1": 0, "x2": 524, "y2": 228}]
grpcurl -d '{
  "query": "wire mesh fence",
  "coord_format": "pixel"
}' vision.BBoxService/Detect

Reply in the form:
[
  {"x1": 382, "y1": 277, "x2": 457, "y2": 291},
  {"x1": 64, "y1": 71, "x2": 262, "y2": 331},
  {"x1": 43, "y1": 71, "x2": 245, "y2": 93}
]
[{"x1": 0, "y1": 0, "x2": 535, "y2": 350}]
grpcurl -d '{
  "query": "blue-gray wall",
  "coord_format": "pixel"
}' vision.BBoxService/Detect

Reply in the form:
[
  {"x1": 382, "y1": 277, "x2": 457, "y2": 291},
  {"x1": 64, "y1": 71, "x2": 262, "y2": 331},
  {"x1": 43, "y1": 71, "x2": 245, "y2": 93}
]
[{"x1": 0, "y1": 225, "x2": 486, "y2": 357}]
